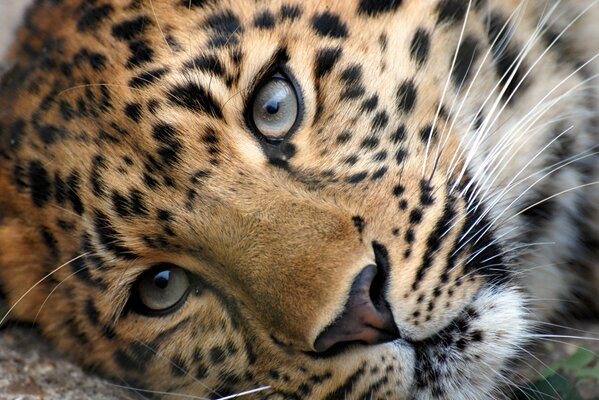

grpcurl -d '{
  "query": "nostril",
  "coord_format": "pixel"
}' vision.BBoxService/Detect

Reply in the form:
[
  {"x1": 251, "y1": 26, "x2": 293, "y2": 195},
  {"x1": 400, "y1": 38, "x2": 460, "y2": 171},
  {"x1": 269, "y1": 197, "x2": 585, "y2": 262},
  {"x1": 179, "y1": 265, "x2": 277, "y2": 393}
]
[{"x1": 313, "y1": 258, "x2": 399, "y2": 353}]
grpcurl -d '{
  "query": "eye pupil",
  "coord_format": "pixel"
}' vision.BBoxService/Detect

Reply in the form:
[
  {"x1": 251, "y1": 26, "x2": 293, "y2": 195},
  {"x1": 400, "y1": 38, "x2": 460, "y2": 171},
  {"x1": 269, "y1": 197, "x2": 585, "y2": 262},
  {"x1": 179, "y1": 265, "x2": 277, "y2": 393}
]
[
  {"x1": 264, "y1": 99, "x2": 280, "y2": 114},
  {"x1": 154, "y1": 270, "x2": 170, "y2": 289}
]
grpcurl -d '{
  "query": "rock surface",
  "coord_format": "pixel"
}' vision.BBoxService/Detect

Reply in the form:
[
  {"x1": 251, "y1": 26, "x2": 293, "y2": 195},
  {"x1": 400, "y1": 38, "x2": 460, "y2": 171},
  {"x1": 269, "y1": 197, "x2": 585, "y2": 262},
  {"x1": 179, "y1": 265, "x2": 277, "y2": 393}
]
[{"x1": 0, "y1": 326, "x2": 132, "y2": 400}]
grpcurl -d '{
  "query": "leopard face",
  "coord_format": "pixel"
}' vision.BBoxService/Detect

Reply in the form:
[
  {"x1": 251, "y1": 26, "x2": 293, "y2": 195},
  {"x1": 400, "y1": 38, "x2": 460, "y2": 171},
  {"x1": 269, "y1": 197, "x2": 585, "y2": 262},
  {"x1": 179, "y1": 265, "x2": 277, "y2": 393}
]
[{"x1": 1, "y1": 0, "x2": 597, "y2": 399}]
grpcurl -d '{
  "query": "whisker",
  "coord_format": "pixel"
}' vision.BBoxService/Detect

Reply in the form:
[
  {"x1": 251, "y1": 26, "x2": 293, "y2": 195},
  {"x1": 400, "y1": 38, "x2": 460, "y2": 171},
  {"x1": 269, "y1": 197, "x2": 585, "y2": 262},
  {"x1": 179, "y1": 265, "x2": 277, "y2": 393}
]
[{"x1": 0, "y1": 253, "x2": 88, "y2": 326}]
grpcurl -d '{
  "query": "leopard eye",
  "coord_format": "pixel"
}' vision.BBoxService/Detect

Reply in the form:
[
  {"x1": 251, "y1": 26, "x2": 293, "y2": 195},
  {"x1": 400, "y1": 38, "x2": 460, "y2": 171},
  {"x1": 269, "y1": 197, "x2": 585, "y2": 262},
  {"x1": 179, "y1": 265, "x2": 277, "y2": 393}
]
[
  {"x1": 136, "y1": 264, "x2": 190, "y2": 312},
  {"x1": 251, "y1": 74, "x2": 299, "y2": 141}
]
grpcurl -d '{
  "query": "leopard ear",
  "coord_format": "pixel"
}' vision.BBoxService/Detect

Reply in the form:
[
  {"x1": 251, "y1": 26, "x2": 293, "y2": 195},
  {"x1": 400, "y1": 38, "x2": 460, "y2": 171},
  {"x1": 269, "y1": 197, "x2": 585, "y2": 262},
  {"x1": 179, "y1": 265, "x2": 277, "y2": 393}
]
[{"x1": 0, "y1": 165, "x2": 51, "y2": 323}]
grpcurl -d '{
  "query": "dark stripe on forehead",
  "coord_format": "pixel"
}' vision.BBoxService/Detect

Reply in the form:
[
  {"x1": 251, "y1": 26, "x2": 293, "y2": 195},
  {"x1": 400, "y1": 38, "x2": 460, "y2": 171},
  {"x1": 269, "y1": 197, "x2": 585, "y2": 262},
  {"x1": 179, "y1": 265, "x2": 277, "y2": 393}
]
[
  {"x1": 315, "y1": 47, "x2": 343, "y2": 77},
  {"x1": 111, "y1": 15, "x2": 152, "y2": 41},
  {"x1": 167, "y1": 82, "x2": 223, "y2": 119}
]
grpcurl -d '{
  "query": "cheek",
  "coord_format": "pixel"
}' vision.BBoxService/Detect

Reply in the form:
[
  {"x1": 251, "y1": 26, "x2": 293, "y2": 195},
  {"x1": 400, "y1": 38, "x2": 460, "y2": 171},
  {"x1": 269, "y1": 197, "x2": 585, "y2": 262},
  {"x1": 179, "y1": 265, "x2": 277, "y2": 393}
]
[{"x1": 102, "y1": 291, "x2": 253, "y2": 389}]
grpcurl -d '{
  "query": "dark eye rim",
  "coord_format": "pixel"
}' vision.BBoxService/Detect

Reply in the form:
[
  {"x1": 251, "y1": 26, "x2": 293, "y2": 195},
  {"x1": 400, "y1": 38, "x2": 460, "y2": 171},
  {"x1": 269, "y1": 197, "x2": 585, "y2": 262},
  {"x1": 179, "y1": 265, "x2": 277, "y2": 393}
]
[
  {"x1": 244, "y1": 63, "x2": 304, "y2": 146},
  {"x1": 126, "y1": 263, "x2": 200, "y2": 318}
]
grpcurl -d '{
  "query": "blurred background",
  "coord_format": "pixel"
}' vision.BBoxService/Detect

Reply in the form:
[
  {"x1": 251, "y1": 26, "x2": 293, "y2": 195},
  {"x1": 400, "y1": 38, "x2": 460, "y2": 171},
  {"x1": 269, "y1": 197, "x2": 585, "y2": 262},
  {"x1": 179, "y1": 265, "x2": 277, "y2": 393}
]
[{"x1": 0, "y1": 0, "x2": 33, "y2": 59}]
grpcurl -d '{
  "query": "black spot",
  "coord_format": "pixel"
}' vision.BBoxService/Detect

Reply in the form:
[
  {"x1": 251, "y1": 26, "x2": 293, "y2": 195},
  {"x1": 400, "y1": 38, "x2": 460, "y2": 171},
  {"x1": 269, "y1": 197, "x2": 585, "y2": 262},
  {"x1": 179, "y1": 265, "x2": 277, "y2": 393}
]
[
  {"x1": 54, "y1": 174, "x2": 66, "y2": 204},
  {"x1": 209, "y1": 347, "x2": 226, "y2": 364},
  {"x1": 59, "y1": 101, "x2": 75, "y2": 122},
  {"x1": 452, "y1": 35, "x2": 479, "y2": 89},
  {"x1": 90, "y1": 155, "x2": 107, "y2": 196},
  {"x1": 39, "y1": 226, "x2": 59, "y2": 260},
  {"x1": 410, "y1": 208, "x2": 423, "y2": 224},
  {"x1": 280, "y1": 4, "x2": 302, "y2": 21},
  {"x1": 170, "y1": 355, "x2": 188, "y2": 377},
  {"x1": 37, "y1": 124, "x2": 65, "y2": 145},
  {"x1": 77, "y1": 4, "x2": 114, "y2": 32},
  {"x1": 410, "y1": 29, "x2": 430, "y2": 65},
  {"x1": 420, "y1": 180, "x2": 435, "y2": 206},
  {"x1": 66, "y1": 172, "x2": 84, "y2": 215},
  {"x1": 183, "y1": 54, "x2": 225, "y2": 77},
  {"x1": 85, "y1": 298, "x2": 100, "y2": 325},
  {"x1": 399, "y1": 199, "x2": 408, "y2": 210},
  {"x1": 167, "y1": 82, "x2": 223, "y2": 119},
  {"x1": 396, "y1": 80, "x2": 417, "y2": 113},
  {"x1": 127, "y1": 40, "x2": 154, "y2": 69},
  {"x1": 88, "y1": 52, "x2": 107, "y2": 71},
  {"x1": 393, "y1": 184, "x2": 405, "y2": 197},
  {"x1": 405, "y1": 228, "x2": 415, "y2": 244},
  {"x1": 340, "y1": 64, "x2": 365, "y2": 100},
  {"x1": 419, "y1": 124, "x2": 438, "y2": 143},
  {"x1": 390, "y1": 124, "x2": 407, "y2": 144},
  {"x1": 437, "y1": 0, "x2": 469, "y2": 24},
  {"x1": 372, "y1": 167, "x2": 388, "y2": 180},
  {"x1": 346, "y1": 171, "x2": 368, "y2": 184},
  {"x1": 361, "y1": 95, "x2": 379, "y2": 113},
  {"x1": 204, "y1": 10, "x2": 243, "y2": 39},
  {"x1": 112, "y1": 191, "x2": 130, "y2": 217},
  {"x1": 312, "y1": 12, "x2": 348, "y2": 39},
  {"x1": 281, "y1": 142, "x2": 296, "y2": 159},
  {"x1": 371, "y1": 111, "x2": 389, "y2": 132},
  {"x1": 129, "y1": 190, "x2": 149, "y2": 216},
  {"x1": 336, "y1": 130, "x2": 352, "y2": 144},
  {"x1": 340, "y1": 65, "x2": 362, "y2": 83},
  {"x1": 358, "y1": 0, "x2": 403, "y2": 16},
  {"x1": 183, "y1": 0, "x2": 213, "y2": 7},
  {"x1": 315, "y1": 47, "x2": 342, "y2": 77},
  {"x1": 395, "y1": 148, "x2": 407, "y2": 164},
  {"x1": 111, "y1": 15, "x2": 152, "y2": 41},
  {"x1": 128, "y1": 67, "x2": 168, "y2": 88},
  {"x1": 352, "y1": 216, "x2": 366, "y2": 233},
  {"x1": 28, "y1": 160, "x2": 52, "y2": 207},
  {"x1": 253, "y1": 10, "x2": 276, "y2": 29},
  {"x1": 485, "y1": 12, "x2": 528, "y2": 103},
  {"x1": 361, "y1": 136, "x2": 379, "y2": 150},
  {"x1": 124, "y1": 102, "x2": 143, "y2": 123}
]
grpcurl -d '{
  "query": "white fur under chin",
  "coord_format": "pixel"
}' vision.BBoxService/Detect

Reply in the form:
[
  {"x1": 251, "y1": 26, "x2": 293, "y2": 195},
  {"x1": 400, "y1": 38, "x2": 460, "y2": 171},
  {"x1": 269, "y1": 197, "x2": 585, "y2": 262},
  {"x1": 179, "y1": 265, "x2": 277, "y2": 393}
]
[
  {"x1": 413, "y1": 286, "x2": 531, "y2": 400},
  {"x1": 0, "y1": 0, "x2": 33, "y2": 61}
]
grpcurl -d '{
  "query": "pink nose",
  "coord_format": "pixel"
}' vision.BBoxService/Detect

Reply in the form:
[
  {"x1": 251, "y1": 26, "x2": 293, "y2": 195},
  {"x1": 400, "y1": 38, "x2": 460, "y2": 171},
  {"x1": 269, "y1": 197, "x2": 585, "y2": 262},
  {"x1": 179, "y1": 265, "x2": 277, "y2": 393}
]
[{"x1": 313, "y1": 264, "x2": 399, "y2": 353}]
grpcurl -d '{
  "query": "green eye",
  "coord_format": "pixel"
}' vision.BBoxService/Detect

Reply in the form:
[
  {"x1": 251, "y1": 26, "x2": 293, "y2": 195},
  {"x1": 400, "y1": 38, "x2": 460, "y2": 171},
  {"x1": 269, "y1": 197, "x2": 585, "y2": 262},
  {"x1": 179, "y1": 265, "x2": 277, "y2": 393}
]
[
  {"x1": 136, "y1": 264, "x2": 190, "y2": 312},
  {"x1": 251, "y1": 75, "x2": 299, "y2": 140}
]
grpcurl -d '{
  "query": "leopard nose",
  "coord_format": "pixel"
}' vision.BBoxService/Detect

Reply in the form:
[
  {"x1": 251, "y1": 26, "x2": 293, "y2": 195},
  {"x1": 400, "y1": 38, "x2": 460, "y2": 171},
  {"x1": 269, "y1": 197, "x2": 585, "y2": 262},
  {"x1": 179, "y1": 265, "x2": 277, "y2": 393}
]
[{"x1": 313, "y1": 264, "x2": 399, "y2": 353}]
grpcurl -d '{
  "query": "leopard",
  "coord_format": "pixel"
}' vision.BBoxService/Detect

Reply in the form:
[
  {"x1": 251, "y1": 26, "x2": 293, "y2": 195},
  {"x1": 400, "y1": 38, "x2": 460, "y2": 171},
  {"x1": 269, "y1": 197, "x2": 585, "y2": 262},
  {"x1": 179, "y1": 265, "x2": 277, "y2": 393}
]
[{"x1": 0, "y1": 0, "x2": 598, "y2": 398}]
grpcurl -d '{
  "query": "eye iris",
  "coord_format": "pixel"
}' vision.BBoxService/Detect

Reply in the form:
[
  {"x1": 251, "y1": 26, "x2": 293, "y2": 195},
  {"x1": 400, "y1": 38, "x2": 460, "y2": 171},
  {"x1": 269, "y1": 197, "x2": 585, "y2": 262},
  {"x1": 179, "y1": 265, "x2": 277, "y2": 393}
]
[
  {"x1": 136, "y1": 265, "x2": 190, "y2": 312},
  {"x1": 251, "y1": 75, "x2": 298, "y2": 139}
]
